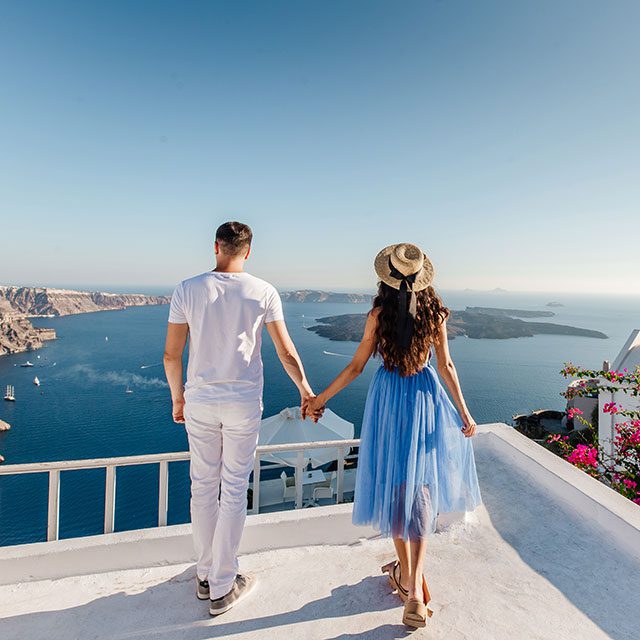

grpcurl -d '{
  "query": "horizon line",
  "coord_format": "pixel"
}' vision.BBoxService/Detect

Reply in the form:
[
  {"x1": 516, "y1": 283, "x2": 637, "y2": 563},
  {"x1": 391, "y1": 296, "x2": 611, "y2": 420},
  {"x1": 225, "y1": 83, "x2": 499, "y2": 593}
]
[{"x1": 1, "y1": 281, "x2": 639, "y2": 299}]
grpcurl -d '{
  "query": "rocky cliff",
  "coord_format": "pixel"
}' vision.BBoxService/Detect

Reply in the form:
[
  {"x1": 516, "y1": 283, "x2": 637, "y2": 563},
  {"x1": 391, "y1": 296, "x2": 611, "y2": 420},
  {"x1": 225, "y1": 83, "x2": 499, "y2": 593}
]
[
  {"x1": 0, "y1": 313, "x2": 57, "y2": 356},
  {"x1": 464, "y1": 306, "x2": 555, "y2": 318},
  {"x1": 0, "y1": 285, "x2": 169, "y2": 357},
  {"x1": 281, "y1": 290, "x2": 373, "y2": 304},
  {"x1": 0, "y1": 286, "x2": 170, "y2": 317}
]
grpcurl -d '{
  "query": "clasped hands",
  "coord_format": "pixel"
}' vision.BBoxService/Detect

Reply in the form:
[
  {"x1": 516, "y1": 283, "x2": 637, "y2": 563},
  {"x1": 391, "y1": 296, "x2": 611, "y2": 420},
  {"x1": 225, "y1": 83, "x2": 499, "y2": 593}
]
[{"x1": 301, "y1": 394, "x2": 326, "y2": 422}]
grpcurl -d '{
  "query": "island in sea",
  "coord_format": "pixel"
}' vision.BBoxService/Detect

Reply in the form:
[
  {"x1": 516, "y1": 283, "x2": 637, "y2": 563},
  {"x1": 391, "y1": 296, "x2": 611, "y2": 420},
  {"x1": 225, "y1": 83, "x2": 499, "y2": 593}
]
[
  {"x1": 281, "y1": 290, "x2": 372, "y2": 304},
  {"x1": 0, "y1": 286, "x2": 170, "y2": 356},
  {"x1": 307, "y1": 306, "x2": 607, "y2": 341}
]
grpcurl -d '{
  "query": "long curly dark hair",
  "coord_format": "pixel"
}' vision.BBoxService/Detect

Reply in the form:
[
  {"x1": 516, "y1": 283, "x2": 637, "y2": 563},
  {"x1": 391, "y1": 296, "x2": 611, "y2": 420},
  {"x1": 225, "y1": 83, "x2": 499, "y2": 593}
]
[{"x1": 372, "y1": 282, "x2": 449, "y2": 377}]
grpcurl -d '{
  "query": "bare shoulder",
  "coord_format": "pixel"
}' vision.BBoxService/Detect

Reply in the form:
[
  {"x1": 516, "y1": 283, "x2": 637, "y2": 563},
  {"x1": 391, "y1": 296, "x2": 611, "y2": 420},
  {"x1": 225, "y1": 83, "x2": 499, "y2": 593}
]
[
  {"x1": 362, "y1": 308, "x2": 380, "y2": 338},
  {"x1": 433, "y1": 313, "x2": 449, "y2": 345},
  {"x1": 368, "y1": 307, "x2": 381, "y2": 326}
]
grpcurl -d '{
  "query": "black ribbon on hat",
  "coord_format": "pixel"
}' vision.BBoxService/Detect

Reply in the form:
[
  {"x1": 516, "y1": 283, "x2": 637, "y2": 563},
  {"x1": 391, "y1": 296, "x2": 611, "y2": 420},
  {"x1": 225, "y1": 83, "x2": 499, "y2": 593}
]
[{"x1": 388, "y1": 257, "x2": 418, "y2": 349}]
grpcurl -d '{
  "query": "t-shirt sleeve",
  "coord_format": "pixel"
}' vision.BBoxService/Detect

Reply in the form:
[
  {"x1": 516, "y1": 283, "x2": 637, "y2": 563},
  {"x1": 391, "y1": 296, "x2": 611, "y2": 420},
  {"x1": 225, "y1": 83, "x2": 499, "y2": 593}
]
[
  {"x1": 264, "y1": 286, "x2": 284, "y2": 323},
  {"x1": 168, "y1": 283, "x2": 187, "y2": 324}
]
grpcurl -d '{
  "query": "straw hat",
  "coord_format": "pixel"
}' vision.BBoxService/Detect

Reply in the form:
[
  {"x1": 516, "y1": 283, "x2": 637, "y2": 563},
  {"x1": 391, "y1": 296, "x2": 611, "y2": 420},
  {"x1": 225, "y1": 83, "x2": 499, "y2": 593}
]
[{"x1": 374, "y1": 243, "x2": 434, "y2": 292}]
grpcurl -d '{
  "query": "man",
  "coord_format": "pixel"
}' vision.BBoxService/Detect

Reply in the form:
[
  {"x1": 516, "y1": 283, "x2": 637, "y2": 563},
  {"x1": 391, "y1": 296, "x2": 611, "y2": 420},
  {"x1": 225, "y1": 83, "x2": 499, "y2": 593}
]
[{"x1": 164, "y1": 221, "x2": 315, "y2": 616}]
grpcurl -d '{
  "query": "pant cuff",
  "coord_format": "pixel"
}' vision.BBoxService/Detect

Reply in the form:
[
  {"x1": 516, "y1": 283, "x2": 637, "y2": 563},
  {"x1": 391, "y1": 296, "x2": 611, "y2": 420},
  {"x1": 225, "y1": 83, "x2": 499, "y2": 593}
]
[{"x1": 209, "y1": 577, "x2": 236, "y2": 600}]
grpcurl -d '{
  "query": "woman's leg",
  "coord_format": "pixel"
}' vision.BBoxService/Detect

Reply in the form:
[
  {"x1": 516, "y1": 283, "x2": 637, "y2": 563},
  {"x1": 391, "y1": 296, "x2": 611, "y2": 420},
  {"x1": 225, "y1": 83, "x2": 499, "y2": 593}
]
[
  {"x1": 408, "y1": 538, "x2": 427, "y2": 602},
  {"x1": 392, "y1": 538, "x2": 411, "y2": 592}
]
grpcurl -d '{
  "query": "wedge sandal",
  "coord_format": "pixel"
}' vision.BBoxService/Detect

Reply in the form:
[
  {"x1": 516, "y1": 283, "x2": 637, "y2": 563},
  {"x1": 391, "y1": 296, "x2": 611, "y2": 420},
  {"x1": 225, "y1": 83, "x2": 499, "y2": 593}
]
[
  {"x1": 422, "y1": 574, "x2": 434, "y2": 618},
  {"x1": 381, "y1": 561, "x2": 408, "y2": 602},
  {"x1": 403, "y1": 598, "x2": 427, "y2": 628},
  {"x1": 401, "y1": 573, "x2": 435, "y2": 627}
]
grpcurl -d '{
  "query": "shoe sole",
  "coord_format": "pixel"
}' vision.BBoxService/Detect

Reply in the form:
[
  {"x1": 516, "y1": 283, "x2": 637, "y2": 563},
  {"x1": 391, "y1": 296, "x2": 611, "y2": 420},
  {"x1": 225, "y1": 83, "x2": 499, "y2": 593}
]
[
  {"x1": 209, "y1": 577, "x2": 257, "y2": 616},
  {"x1": 403, "y1": 614, "x2": 427, "y2": 628},
  {"x1": 196, "y1": 579, "x2": 210, "y2": 600}
]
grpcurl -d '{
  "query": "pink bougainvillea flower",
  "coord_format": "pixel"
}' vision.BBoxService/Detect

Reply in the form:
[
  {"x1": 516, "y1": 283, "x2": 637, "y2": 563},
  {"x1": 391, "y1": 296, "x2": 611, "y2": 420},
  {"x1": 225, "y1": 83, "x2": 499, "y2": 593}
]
[
  {"x1": 603, "y1": 402, "x2": 620, "y2": 414},
  {"x1": 567, "y1": 444, "x2": 598, "y2": 468},
  {"x1": 558, "y1": 361, "x2": 639, "y2": 506}
]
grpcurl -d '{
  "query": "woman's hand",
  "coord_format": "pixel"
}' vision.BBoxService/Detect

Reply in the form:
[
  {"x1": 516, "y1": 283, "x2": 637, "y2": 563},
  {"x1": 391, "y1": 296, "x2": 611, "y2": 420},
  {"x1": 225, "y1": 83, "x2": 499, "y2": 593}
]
[
  {"x1": 461, "y1": 413, "x2": 477, "y2": 437},
  {"x1": 304, "y1": 394, "x2": 326, "y2": 422},
  {"x1": 300, "y1": 391, "x2": 314, "y2": 420}
]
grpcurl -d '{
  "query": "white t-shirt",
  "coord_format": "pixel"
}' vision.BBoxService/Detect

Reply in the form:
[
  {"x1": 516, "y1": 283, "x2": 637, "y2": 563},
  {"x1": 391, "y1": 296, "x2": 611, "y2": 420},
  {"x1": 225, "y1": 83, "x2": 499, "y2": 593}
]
[{"x1": 168, "y1": 271, "x2": 284, "y2": 404}]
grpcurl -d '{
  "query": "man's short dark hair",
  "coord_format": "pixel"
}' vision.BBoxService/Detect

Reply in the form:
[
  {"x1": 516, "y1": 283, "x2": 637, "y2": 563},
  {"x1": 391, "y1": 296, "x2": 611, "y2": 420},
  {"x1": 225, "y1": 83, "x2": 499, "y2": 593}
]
[{"x1": 215, "y1": 221, "x2": 253, "y2": 256}]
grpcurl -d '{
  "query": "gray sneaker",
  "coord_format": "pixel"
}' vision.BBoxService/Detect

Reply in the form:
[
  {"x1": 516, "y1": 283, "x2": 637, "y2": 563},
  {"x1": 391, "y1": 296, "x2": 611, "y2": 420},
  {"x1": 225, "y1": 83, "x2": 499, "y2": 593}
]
[
  {"x1": 196, "y1": 577, "x2": 210, "y2": 600},
  {"x1": 209, "y1": 574, "x2": 256, "y2": 616}
]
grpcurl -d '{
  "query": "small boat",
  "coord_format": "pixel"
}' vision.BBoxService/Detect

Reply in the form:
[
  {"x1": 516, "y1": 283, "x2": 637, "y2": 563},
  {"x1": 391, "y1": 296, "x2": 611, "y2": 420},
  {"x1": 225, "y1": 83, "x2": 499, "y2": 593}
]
[
  {"x1": 34, "y1": 376, "x2": 40, "y2": 386},
  {"x1": 4, "y1": 385, "x2": 15, "y2": 401},
  {"x1": 105, "y1": 336, "x2": 109, "y2": 342},
  {"x1": 125, "y1": 385, "x2": 133, "y2": 394},
  {"x1": 20, "y1": 361, "x2": 35, "y2": 368}
]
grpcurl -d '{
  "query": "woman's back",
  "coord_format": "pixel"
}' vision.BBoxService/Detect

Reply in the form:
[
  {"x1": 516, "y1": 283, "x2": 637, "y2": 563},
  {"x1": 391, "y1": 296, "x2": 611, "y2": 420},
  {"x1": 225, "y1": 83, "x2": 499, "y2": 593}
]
[{"x1": 371, "y1": 284, "x2": 448, "y2": 378}]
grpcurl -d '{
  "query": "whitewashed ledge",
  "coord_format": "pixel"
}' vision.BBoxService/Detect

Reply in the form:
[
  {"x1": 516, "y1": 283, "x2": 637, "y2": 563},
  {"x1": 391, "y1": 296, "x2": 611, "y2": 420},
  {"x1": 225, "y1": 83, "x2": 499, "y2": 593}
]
[{"x1": 1, "y1": 424, "x2": 639, "y2": 640}]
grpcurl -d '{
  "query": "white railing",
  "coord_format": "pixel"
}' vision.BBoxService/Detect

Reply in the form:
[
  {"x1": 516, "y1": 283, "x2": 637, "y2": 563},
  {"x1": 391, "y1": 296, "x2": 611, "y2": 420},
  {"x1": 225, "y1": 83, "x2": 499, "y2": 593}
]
[{"x1": 0, "y1": 439, "x2": 360, "y2": 542}]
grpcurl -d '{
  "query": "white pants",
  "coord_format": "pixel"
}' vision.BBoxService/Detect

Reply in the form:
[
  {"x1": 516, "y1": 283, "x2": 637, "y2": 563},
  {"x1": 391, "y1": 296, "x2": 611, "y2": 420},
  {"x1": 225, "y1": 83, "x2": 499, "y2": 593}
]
[{"x1": 184, "y1": 399, "x2": 262, "y2": 599}]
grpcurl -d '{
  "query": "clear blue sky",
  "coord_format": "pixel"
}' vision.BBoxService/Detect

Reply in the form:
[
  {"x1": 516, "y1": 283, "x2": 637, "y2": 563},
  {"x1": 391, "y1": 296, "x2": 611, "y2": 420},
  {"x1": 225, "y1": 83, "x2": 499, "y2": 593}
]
[{"x1": 1, "y1": 0, "x2": 638, "y2": 294}]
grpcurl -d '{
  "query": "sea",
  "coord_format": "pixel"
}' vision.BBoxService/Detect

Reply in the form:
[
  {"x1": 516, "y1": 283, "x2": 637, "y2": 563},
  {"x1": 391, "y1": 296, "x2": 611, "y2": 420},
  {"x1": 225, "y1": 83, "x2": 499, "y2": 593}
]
[{"x1": 1, "y1": 289, "x2": 638, "y2": 546}]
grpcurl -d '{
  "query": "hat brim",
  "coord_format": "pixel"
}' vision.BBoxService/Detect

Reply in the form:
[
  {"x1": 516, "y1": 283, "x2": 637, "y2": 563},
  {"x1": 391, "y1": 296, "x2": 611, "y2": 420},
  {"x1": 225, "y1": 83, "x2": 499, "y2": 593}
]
[{"x1": 374, "y1": 245, "x2": 434, "y2": 292}]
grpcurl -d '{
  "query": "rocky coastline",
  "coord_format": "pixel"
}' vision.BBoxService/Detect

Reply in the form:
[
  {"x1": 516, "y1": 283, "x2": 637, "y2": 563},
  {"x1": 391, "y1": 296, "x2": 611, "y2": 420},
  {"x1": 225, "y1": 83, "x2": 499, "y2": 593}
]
[
  {"x1": 308, "y1": 307, "x2": 608, "y2": 342},
  {"x1": 0, "y1": 286, "x2": 170, "y2": 357},
  {"x1": 0, "y1": 315, "x2": 57, "y2": 356},
  {"x1": 0, "y1": 286, "x2": 170, "y2": 317}
]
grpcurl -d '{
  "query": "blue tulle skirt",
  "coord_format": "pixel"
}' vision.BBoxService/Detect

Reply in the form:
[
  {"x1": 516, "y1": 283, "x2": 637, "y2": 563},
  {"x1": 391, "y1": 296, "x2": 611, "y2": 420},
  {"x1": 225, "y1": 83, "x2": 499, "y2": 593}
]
[{"x1": 352, "y1": 363, "x2": 482, "y2": 540}]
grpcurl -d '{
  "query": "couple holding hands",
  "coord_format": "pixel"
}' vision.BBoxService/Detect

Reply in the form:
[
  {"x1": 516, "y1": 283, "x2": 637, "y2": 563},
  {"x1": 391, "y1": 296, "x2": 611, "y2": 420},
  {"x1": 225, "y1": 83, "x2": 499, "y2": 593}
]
[{"x1": 164, "y1": 221, "x2": 481, "y2": 628}]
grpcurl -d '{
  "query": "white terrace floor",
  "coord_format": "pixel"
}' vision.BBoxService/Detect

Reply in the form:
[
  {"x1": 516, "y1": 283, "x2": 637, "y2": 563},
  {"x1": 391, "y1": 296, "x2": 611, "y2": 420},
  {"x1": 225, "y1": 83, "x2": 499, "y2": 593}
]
[{"x1": 1, "y1": 424, "x2": 639, "y2": 640}]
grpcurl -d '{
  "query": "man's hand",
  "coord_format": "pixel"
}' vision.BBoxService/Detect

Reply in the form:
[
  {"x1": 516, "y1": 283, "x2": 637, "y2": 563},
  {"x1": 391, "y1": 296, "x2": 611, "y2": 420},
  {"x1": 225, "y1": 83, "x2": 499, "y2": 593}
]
[
  {"x1": 172, "y1": 397, "x2": 186, "y2": 424},
  {"x1": 300, "y1": 393, "x2": 315, "y2": 420},
  {"x1": 304, "y1": 395, "x2": 326, "y2": 423}
]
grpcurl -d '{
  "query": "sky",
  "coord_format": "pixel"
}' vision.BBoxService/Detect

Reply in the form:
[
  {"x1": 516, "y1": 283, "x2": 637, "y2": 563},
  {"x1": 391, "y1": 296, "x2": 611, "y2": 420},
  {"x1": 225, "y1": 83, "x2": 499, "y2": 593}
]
[{"x1": 0, "y1": 0, "x2": 638, "y2": 295}]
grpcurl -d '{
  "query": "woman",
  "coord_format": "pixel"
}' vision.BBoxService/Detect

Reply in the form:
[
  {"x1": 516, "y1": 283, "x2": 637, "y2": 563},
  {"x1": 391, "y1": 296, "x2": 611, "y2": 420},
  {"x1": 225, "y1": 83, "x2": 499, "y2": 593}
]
[{"x1": 306, "y1": 243, "x2": 482, "y2": 628}]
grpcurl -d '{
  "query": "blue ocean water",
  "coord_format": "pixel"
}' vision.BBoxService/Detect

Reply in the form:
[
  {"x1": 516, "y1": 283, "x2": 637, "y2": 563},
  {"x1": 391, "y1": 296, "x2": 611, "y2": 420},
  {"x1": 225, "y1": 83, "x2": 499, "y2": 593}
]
[{"x1": 0, "y1": 290, "x2": 638, "y2": 545}]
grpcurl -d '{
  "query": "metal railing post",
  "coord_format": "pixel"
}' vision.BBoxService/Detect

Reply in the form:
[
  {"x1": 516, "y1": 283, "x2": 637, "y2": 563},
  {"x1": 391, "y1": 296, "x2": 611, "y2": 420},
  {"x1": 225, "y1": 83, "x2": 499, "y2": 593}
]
[
  {"x1": 158, "y1": 461, "x2": 169, "y2": 527},
  {"x1": 336, "y1": 446, "x2": 345, "y2": 503},
  {"x1": 295, "y1": 450, "x2": 304, "y2": 509},
  {"x1": 104, "y1": 465, "x2": 116, "y2": 534},
  {"x1": 252, "y1": 453, "x2": 261, "y2": 515},
  {"x1": 47, "y1": 469, "x2": 60, "y2": 541}
]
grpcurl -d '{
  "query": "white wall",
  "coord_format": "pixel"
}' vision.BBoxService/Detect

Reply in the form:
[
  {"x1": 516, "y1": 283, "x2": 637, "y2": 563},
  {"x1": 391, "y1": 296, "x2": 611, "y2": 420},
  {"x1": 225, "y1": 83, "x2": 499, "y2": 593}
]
[{"x1": 598, "y1": 384, "x2": 640, "y2": 459}]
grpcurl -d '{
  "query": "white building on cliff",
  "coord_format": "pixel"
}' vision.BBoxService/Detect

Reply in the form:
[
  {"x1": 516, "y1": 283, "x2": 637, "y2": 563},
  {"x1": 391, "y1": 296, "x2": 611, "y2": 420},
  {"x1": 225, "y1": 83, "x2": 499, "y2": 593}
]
[{"x1": 599, "y1": 329, "x2": 640, "y2": 458}]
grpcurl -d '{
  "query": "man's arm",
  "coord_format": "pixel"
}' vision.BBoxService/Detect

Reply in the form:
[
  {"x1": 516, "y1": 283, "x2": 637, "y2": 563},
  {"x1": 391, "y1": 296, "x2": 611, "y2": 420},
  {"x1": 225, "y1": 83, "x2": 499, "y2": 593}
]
[
  {"x1": 163, "y1": 322, "x2": 189, "y2": 423},
  {"x1": 265, "y1": 320, "x2": 315, "y2": 415}
]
